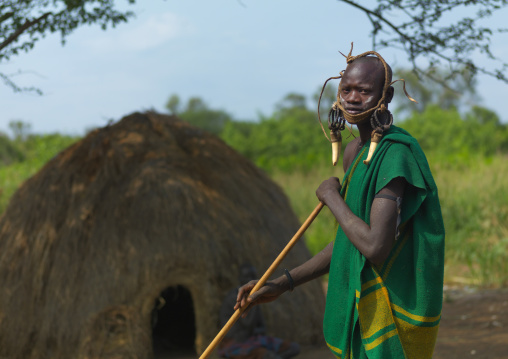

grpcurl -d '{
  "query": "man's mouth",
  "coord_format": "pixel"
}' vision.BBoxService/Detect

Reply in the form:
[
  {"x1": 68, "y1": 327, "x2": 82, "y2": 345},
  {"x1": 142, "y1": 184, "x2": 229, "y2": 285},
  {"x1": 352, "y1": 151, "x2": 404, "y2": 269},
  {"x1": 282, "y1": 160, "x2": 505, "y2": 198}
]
[{"x1": 345, "y1": 108, "x2": 363, "y2": 114}]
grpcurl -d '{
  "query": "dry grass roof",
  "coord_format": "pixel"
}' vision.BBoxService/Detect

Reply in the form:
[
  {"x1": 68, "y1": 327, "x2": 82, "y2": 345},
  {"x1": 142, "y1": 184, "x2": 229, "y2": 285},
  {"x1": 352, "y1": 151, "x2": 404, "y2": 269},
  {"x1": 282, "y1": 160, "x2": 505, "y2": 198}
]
[{"x1": 0, "y1": 112, "x2": 325, "y2": 359}]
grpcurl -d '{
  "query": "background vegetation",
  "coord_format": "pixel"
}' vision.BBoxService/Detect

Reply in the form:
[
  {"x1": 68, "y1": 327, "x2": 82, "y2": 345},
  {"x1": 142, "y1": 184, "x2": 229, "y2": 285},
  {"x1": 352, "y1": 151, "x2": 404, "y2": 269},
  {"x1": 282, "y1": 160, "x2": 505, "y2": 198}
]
[
  {"x1": 0, "y1": 121, "x2": 79, "y2": 212},
  {"x1": 1, "y1": 73, "x2": 507, "y2": 288}
]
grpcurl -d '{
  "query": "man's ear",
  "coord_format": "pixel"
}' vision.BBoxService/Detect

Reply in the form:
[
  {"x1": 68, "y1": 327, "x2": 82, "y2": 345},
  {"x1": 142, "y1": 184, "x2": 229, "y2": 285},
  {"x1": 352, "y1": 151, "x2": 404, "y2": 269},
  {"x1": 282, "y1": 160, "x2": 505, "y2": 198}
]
[{"x1": 385, "y1": 86, "x2": 394, "y2": 104}]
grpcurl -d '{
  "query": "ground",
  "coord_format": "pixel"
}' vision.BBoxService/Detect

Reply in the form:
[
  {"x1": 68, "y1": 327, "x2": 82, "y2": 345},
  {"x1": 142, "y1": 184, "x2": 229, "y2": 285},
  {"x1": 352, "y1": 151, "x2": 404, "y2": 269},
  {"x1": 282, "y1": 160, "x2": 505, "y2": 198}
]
[
  {"x1": 434, "y1": 287, "x2": 508, "y2": 359},
  {"x1": 162, "y1": 287, "x2": 508, "y2": 359},
  {"x1": 295, "y1": 287, "x2": 508, "y2": 359}
]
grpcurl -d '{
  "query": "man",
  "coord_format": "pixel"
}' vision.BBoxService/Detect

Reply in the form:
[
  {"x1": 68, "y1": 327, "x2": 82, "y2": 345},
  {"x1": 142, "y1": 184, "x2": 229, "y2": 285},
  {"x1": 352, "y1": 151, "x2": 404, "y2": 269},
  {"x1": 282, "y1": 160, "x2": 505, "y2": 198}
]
[{"x1": 235, "y1": 50, "x2": 445, "y2": 358}]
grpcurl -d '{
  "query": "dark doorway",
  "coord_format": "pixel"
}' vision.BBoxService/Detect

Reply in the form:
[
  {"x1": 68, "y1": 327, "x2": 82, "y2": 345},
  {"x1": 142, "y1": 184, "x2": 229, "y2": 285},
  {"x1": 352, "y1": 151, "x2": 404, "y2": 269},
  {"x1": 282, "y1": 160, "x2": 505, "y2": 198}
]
[{"x1": 152, "y1": 285, "x2": 196, "y2": 358}]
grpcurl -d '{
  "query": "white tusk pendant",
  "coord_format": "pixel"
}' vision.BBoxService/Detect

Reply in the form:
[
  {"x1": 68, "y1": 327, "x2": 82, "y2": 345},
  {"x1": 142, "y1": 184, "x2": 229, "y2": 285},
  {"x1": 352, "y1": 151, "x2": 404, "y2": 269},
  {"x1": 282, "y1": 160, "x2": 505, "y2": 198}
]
[
  {"x1": 330, "y1": 130, "x2": 342, "y2": 166},
  {"x1": 363, "y1": 131, "x2": 383, "y2": 165}
]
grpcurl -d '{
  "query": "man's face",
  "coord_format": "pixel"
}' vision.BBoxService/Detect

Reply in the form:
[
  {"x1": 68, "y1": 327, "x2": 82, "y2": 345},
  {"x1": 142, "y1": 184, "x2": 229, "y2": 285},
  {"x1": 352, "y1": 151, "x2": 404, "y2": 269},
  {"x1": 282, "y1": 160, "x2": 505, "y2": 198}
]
[{"x1": 339, "y1": 60, "x2": 385, "y2": 114}]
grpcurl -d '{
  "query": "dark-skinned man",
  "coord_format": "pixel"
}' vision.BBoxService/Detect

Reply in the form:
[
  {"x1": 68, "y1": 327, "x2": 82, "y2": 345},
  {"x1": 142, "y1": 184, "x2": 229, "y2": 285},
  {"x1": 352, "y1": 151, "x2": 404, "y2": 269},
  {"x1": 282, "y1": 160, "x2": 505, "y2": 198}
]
[{"x1": 235, "y1": 49, "x2": 445, "y2": 359}]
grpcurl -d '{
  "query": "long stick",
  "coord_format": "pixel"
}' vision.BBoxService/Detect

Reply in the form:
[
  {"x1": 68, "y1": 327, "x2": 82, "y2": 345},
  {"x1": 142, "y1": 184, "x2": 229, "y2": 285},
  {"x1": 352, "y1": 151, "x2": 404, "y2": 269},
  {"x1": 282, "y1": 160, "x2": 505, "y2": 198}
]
[{"x1": 199, "y1": 202, "x2": 325, "y2": 359}]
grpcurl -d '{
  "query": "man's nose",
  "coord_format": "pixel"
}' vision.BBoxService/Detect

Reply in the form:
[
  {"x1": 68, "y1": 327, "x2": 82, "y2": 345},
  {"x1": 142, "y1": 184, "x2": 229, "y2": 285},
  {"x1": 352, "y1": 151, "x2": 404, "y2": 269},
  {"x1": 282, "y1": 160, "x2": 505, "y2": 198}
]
[{"x1": 346, "y1": 90, "x2": 361, "y2": 103}]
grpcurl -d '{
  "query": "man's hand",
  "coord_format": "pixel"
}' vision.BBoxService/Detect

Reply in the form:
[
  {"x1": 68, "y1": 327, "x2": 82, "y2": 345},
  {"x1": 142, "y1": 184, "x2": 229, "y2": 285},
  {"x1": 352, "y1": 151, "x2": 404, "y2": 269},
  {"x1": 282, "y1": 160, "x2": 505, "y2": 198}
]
[
  {"x1": 234, "y1": 279, "x2": 287, "y2": 318},
  {"x1": 316, "y1": 177, "x2": 342, "y2": 204}
]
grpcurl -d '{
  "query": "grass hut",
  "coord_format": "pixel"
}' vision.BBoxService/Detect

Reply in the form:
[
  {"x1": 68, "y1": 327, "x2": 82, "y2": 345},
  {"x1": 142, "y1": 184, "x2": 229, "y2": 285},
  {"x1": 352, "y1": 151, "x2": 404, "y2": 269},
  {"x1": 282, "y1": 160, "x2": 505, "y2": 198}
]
[{"x1": 0, "y1": 113, "x2": 325, "y2": 359}]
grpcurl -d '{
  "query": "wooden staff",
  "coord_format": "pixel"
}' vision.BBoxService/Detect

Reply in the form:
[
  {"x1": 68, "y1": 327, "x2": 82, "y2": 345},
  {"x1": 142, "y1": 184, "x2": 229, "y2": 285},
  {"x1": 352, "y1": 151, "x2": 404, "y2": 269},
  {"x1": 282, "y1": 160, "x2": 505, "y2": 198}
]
[{"x1": 199, "y1": 202, "x2": 325, "y2": 359}]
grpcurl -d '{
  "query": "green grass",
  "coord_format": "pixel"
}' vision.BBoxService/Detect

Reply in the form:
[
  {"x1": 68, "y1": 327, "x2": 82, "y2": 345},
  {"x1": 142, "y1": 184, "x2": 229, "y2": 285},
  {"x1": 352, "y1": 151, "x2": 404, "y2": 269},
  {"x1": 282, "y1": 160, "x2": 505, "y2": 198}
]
[
  {"x1": 0, "y1": 161, "x2": 43, "y2": 213},
  {"x1": 270, "y1": 160, "x2": 344, "y2": 255},
  {"x1": 432, "y1": 155, "x2": 508, "y2": 287},
  {"x1": 0, "y1": 134, "x2": 79, "y2": 213},
  {"x1": 270, "y1": 155, "x2": 508, "y2": 288}
]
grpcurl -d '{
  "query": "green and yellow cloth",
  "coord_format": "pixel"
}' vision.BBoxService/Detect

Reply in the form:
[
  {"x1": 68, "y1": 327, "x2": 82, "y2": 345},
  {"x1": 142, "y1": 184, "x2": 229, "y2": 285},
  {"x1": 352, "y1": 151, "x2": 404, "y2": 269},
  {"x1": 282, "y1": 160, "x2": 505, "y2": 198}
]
[{"x1": 323, "y1": 125, "x2": 445, "y2": 359}]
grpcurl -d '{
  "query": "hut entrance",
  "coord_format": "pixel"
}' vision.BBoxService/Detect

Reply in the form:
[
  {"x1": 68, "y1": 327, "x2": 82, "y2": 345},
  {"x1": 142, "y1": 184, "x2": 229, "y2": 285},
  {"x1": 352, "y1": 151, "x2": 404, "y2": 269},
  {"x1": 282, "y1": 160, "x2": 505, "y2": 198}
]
[{"x1": 152, "y1": 285, "x2": 196, "y2": 357}]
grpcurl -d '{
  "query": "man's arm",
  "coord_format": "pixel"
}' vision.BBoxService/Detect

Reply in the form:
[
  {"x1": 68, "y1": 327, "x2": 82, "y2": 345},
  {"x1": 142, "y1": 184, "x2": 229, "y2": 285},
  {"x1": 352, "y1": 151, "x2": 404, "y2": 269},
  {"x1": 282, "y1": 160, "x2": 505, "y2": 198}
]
[
  {"x1": 235, "y1": 174, "x2": 404, "y2": 310},
  {"x1": 316, "y1": 176, "x2": 406, "y2": 265},
  {"x1": 234, "y1": 242, "x2": 333, "y2": 313}
]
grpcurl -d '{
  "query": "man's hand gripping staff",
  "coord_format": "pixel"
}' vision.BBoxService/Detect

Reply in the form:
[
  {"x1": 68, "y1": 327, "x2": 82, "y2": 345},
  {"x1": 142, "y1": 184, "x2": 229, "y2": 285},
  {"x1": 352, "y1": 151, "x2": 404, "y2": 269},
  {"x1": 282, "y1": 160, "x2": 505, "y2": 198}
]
[{"x1": 198, "y1": 202, "x2": 325, "y2": 359}]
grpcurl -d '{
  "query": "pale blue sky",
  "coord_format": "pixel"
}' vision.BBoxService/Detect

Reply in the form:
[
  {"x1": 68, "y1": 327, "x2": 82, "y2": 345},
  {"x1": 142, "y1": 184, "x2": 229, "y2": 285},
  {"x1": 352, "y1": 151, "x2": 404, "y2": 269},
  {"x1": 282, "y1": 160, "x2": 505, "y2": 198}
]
[{"x1": 2, "y1": 1, "x2": 508, "y2": 134}]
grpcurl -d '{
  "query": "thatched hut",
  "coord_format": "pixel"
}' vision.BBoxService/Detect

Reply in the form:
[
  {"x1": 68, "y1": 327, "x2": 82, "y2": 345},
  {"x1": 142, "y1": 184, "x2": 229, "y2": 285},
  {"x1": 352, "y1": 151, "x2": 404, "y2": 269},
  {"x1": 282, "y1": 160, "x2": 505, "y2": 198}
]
[{"x1": 0, "y1": 112, "x2": 325, "y2": 359}]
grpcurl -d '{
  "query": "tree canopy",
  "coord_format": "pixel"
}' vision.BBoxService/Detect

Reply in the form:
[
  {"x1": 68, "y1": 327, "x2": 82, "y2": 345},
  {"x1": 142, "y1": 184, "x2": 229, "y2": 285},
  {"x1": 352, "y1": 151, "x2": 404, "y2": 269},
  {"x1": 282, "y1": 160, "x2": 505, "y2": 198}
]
[
  {"x1": 2, "y1": 0, "x2": 508, "y2": 93},
  {"x1": 392, "y1": 66, "x2": 478, "y2": 116},
  {"x1": 0, "y1": 0, "x2": 135, "y2": 92},
  {"x1": 339, "y1": 0, "x2": 508, "y2": 85},
  {"x1": 165, "y1": 94, "x2": 233, "y2": 135}
]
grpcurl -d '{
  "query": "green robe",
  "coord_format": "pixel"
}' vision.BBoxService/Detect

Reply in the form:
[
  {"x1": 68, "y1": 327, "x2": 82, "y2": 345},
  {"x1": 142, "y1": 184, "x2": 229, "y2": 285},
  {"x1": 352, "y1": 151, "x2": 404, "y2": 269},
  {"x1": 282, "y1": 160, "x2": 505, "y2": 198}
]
[{"x1": 323, "y1": 125, "x2": 445, "y2": 359}]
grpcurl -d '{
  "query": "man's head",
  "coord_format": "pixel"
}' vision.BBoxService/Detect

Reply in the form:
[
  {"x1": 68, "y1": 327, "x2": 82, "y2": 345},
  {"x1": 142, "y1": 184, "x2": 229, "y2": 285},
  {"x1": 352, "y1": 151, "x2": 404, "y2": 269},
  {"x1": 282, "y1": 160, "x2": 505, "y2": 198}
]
[
  {"x1": 335, "y1": 54, "x2": 394, "y2": 124},
  {"x1": 319, "y1": 47, "x2": 416, "y2": 165}
]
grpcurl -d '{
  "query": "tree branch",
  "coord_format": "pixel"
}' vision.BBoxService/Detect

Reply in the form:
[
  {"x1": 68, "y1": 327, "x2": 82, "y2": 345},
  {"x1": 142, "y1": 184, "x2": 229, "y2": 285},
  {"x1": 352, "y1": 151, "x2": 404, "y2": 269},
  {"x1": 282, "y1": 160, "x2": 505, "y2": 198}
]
[
  {"x1": 339, "y1": 0, "x2": 415, "y2": 44},
  {"x1": 0, "y1": 72, "x2": 42, "y2": 94},
  {"x1": 0, "y1": 12, "x2": 52, "y2": 53},
  {"x1": 337, "y1": 0, "x2": 508, "y2": 83}
]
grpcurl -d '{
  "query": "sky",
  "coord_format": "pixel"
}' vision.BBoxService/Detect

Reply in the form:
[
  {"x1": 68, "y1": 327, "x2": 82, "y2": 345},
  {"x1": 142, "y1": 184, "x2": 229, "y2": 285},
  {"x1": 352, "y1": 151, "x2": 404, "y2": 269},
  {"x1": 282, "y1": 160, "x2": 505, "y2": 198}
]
[{"x1": 2, "y1": 0, "x2": 508, "y2": 135}]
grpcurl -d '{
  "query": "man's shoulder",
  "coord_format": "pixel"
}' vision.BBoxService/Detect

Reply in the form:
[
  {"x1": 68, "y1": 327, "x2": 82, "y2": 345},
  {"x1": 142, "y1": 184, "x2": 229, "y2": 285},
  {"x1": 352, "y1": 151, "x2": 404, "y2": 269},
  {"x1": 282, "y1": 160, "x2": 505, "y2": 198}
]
[
  {"x1": 384, "y1": 125, "x2": 419, "y2": 145},
  {"x1": 384, "y1": 126, "x2": 429, "y2": 161}
]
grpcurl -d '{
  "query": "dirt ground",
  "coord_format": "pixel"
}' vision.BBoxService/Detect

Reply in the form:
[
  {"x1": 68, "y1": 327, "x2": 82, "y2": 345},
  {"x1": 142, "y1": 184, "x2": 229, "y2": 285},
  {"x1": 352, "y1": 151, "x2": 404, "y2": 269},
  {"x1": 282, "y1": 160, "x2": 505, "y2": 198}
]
[
  {"x1": 433, "y1": 287, "x2": 508, "y2": 359},
  {"x1": 297, "y1": 288, "x2": 508, "y2": 359},
  {"x1": 295, "y1": 287, "x2": 508, "y2": 359},
  {"x1": 163, "y1": 287, "x2": 508, "y2": 359}
]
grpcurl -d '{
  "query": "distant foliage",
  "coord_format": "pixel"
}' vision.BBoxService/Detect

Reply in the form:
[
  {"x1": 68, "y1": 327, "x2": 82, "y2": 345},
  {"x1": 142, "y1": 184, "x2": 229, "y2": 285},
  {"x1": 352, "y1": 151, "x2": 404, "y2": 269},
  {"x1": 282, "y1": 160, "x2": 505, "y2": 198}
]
[
  {"x1": 0, "y1": 133, "x2": 24, "y2": 165},
  {"x1": 21, "y1": 133, "x2": 80, "y2": 164},
  {"x1": 393, "y1": 67, "x2": 477, "y2": 117},
  {"x1": 221, "y1": 94, "x2": 356, "y2": 172},
  {"x1": 222, "y1": 101, "x2": 508, "y2": 173},
  {"x1": 0, "y1": 124, "x2": 80, "y2": 213},
  {"x1": 399, "y1": 104, "x2": 508, "y2": 163},
  {"x1": 165, "y1": 94, "x2": 232, "y2": 135},
  {"x1": 164, "y1": 89, "x2": 508, "y2": 174}
]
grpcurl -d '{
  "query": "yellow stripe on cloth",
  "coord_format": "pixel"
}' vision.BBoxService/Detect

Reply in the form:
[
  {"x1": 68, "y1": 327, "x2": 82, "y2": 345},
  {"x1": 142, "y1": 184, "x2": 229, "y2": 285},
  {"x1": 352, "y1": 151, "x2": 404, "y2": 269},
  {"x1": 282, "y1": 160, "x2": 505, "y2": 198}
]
[
  {"x1": 361, "y1": 275, "x2": 383, "y2": 292},
  {"x1": 364, "y1": 328, "x2": 398, "y2": 351},
  {"x1": 326, "y1": 342, "x2": 342, "y2": 358},
  {"x1": 392, "y1": 303, "x2": 441, "y2": 323},
  {"x1": 393, "y1": 316, "x2": 440, "y2": 359},
  {"x1": 358, "y1": 271, "x2": 441, "y2": 357},
  {"x1": 358, "y1": 287, "x2": 395, "y2": 340}
]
